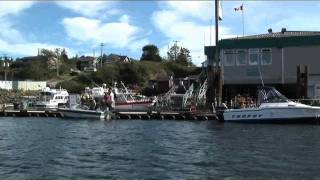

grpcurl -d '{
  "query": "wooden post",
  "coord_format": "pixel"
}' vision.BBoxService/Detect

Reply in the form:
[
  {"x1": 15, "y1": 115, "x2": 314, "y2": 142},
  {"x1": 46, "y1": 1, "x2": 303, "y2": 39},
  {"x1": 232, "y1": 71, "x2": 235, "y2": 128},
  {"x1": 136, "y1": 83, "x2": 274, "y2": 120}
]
[
  {"x1": 304, "y1": 66, "x2": 308, "y2": 98},
  {"x1": 296, "y1": 65, "x2": 301, "y2": 98}
]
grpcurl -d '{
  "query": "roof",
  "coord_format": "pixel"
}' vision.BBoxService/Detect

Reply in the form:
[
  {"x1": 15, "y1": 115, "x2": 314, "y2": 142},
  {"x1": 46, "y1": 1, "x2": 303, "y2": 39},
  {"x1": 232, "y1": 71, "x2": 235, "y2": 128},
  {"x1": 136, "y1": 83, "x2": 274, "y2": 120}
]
[
  {"x1": 228, "y1": 31, "x2": 320, "y2": 40},
  {"x1": 219, "y1": 30, "x2": 320, "y2": 49}
]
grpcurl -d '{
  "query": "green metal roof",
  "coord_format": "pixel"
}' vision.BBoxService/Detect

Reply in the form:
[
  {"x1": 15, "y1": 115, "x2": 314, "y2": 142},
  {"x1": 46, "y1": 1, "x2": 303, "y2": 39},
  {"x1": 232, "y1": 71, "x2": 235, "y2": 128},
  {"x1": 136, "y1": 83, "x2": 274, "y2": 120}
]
[{"x1": 219, "y1": 31, "x2": 320, "y2": 49}]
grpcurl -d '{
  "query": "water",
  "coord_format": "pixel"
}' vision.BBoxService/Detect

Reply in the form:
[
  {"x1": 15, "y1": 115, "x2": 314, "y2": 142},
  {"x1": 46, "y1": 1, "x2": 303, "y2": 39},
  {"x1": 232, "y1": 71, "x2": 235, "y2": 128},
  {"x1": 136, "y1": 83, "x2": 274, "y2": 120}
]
[{"x1": 1, "y1": 118, "x2": 320, "y2": 179}]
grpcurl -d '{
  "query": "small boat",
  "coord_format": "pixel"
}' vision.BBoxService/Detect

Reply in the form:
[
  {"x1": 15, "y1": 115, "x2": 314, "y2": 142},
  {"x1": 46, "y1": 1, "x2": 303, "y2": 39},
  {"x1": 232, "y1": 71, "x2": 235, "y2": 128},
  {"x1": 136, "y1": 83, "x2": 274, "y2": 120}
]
[
  {"x1": 223, "y1": 86, "x2": 320, "y2": 123},
  {"x1": 35, "y1": 87, "x2": 69, "y2": 110},
  {"x1": 59, "y1": 105, "x2": 108, "y2": 120}
]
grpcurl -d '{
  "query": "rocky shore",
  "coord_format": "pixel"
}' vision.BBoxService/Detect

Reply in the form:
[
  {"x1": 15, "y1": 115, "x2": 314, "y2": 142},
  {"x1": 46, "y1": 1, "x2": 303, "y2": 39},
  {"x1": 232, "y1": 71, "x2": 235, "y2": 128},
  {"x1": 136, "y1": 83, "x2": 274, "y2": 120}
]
[{"x1": 0, "y1": 90, "x2": 39, "y2": 105}]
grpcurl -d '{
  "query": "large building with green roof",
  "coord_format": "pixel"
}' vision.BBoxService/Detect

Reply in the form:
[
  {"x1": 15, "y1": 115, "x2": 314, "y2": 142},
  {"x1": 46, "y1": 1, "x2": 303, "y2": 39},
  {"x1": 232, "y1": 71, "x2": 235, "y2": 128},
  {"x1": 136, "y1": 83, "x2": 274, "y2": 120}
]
[{"x1": 205, "y1": 28, "x2": 320, "y2": 99}]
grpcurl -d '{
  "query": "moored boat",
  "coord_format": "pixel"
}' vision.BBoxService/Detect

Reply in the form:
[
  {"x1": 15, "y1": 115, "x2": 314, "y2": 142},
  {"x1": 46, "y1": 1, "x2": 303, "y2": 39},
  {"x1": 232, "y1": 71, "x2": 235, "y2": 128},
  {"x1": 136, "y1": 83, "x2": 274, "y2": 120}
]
[
  {"x1": 223, "y1": 86, "x2": 320, "y2": 123},
  {"x1": 58, "y1": 105, "x2": 108, "y2": 120},
  {"x1": 35, "y1": 87, "x2": 69, "y2": 110}
]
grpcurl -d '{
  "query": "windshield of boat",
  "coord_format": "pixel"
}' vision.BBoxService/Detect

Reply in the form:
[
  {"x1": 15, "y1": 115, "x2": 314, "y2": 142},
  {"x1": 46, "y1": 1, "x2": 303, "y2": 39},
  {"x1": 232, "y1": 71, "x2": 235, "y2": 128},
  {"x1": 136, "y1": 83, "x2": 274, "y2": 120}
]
[
  {"x1": 257, "y1": 87, "x2": 289, "y2": 104},
  {"x1": 40, "y1": 92, "x2": 54, "y2": 101}
]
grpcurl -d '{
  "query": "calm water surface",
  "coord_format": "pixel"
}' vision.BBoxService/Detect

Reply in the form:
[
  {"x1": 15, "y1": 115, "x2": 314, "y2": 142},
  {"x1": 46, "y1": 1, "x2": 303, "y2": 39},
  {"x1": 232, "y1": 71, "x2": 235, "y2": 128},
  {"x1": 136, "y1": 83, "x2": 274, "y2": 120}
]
[{"x1": 0, "y1": 117, "x2": 320, "y2": 179}]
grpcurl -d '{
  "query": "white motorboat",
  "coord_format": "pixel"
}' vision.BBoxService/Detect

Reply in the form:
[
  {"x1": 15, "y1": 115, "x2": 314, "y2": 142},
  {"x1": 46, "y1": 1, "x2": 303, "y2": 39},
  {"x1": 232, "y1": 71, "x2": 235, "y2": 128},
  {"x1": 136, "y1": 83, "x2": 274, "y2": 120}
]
[
  {"x1": 35, "y1": 87, "x2": 69, "y2": 110},
  {"x1": 223, "y1": 86, "x2": 320, "y2": 123},
  {"x1": 58, "y1": 105, "x2": 108, "y2": 120}
]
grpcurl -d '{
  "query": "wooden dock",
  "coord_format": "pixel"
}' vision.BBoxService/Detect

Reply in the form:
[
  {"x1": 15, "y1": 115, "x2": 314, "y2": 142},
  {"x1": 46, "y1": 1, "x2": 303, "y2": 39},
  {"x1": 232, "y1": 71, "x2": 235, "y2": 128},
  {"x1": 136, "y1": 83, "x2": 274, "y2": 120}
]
[
  {"x1": 0, "y1": 110, "x2": 217, "y2": 121},
  {"x1": 114, "y1": 111, "x2": 217, "y2": 121},
  {"x1": 0, "y1": 110, "x2": 61, "y2": 118}
]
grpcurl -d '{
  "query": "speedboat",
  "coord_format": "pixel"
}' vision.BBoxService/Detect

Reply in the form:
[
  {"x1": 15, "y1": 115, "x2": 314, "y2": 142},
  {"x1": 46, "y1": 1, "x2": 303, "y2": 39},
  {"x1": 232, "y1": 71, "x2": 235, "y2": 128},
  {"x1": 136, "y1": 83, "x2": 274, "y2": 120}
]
[
  {"x1": 58, "y1": 105, "x2": 109, "y2": 120},
  {"x1": 35, "y1": 87, "x2": 69, "y2": 110},
  {"x1": 223, "y1": 86, "x2": 320, "y2": 123}
]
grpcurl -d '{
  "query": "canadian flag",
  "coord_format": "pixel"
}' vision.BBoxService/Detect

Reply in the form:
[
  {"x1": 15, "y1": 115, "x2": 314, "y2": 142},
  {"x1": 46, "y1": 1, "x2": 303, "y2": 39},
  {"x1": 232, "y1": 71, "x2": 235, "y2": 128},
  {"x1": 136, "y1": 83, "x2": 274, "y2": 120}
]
[{"x1": 234, "y1": 4, "x2": 243, "y2": 11}]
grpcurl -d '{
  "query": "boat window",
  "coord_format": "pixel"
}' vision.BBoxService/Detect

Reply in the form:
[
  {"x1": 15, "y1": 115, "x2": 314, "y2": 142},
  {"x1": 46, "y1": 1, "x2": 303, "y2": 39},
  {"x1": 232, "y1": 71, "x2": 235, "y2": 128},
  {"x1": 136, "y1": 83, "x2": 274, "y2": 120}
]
[
  {"x1": 261, "y1": 48, "x2": 272, "y2": 65},
  {"x1": 253, "y1": 114, "x2": 257, "y2": 118},
  {"x1": 224, "y1": 50, "x2": 236, "y2": 66},
  {"x1": 257, "y1": 87, "x2": 289, "y2": 104}
]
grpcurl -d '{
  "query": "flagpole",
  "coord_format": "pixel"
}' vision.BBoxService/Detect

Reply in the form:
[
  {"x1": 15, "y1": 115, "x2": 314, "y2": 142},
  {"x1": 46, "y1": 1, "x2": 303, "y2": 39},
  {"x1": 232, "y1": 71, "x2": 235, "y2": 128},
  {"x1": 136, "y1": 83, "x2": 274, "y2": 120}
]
[{"x1": 242, "y1": 4, "x2": 245, "y2": 36}]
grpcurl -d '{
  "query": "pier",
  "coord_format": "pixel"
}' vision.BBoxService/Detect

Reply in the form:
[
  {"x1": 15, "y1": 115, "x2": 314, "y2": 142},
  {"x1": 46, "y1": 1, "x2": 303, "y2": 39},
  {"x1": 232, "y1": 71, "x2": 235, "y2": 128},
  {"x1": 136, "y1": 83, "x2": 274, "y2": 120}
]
[{"x1": 0, "y1": 110, "x2": 217, "y2": 121}]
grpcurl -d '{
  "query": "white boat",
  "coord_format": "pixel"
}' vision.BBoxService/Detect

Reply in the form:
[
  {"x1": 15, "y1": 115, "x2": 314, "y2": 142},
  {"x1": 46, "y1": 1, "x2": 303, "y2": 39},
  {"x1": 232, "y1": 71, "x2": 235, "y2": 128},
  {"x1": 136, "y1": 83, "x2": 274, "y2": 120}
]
[
  {"x1": 58, "y1": 105, "x2": 107, "y2": 120},
  {"x1": 35, "y1": 87, "x2": 69, "y2": 110},
  {"x1": 223, "y1": 86, "x2": 320, "y2": 123}
]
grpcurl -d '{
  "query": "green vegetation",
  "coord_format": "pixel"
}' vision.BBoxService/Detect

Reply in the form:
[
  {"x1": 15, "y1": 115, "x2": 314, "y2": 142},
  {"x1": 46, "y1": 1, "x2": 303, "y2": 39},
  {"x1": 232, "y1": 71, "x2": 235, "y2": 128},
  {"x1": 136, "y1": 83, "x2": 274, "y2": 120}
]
[
  {"x1": 4, "y1": 45, "x2": 201, "y2": 94},
  {"x1": 57, "y1": 61, "x2": 200, "y2": 93}
]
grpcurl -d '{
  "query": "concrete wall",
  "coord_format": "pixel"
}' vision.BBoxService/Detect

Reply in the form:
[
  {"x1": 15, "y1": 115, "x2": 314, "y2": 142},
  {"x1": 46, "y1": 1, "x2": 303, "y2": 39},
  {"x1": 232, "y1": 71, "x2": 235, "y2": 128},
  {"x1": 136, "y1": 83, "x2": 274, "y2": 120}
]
[
  {"x1": 1, "y1": 81, "x2": 46, "y2": 91},
  {"x1": 0, "y1": 81, "x2": 12, "y2": 90}
]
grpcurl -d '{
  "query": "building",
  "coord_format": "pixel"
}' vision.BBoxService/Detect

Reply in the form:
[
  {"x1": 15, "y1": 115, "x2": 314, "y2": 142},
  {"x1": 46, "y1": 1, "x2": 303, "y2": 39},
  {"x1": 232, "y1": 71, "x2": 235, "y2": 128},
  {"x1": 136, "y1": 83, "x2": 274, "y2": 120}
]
[
  {"x1": 103, "y1": 54, "x2": 131, "y2": 64},
  {"x1": 205, "y1": 28, "x2": 320, "y2": 99},
  {"x1": 0, "y1": 80, "x2": 46, "y2": 91},
  {"x1": 76, "y1": 56, "x2": 98, "y2": 71}
]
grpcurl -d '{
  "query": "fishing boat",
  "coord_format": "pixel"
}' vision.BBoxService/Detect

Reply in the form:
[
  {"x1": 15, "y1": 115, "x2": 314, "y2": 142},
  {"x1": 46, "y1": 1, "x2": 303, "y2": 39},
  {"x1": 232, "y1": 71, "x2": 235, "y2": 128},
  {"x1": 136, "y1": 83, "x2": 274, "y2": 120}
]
[
  {"x1": 223, "y1": 86, "x2": 320, "y2": 123},
  {"x1": 86, "y1": 82, "x2": 156, "y2": 112},
  {"x1": 58, "y1": 105, "x2": 108, "y2": 120},
  {"x1": 35, "y1": 87, "x2": 69, "y2": 110}
]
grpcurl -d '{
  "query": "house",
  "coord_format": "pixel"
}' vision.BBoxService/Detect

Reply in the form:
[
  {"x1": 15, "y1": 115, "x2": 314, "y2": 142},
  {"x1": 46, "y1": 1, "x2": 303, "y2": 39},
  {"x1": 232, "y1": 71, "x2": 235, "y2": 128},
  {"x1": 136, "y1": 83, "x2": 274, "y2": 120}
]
[
  {"x1": 205, "y1": 28, "x2": 320, "y2": 99},
  {"x1": 102, "y1": 54, "x2": 131, "y2": 65},
  {"x1": 76, "y1": 56, "x2": 98, "y2": 71}
]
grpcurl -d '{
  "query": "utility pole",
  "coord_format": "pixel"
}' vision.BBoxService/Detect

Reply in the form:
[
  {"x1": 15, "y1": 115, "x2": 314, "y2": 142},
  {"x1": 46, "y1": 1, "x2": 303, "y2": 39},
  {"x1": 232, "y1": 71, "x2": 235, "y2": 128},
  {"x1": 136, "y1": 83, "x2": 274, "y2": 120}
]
[
  {"x1": 215, "y1": 0, "x2": 222, "y2": 106},
  {"x1": 100, "y1": 43, "x2": 104, "y2": 68}
]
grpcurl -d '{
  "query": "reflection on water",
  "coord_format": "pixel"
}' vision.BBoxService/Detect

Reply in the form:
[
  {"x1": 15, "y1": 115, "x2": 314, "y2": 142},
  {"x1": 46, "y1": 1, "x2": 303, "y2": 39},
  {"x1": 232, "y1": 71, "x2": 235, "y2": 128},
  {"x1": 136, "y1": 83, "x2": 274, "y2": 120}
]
[{"x1": 0, "y1": 117, "x2": 320, "y2": 179}]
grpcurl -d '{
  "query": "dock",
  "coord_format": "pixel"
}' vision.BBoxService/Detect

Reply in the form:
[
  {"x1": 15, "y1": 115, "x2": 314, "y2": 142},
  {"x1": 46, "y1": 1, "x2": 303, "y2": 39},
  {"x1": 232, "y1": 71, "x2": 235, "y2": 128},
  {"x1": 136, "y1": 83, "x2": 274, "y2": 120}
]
[{"x1": 0, "y1": 110, "x2": 217, "y2": 121}]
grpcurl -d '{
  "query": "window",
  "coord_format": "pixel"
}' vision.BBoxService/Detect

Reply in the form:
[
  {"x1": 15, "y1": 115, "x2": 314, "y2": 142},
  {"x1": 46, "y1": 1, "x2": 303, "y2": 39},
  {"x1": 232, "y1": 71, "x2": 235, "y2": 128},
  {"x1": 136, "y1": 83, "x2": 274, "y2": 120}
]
[
  {"x1": 236, "y1": 49, "x2": 247, "y2": 65},
  {"x1": 249, "y1": 48, "x2": 259, "y2": 65},
  {"x1": 223, "y1": 50, "x2": 236, "y2": 66},
  {"x1": 261, "y1": 48, "x2": 272, "y2": 65}
]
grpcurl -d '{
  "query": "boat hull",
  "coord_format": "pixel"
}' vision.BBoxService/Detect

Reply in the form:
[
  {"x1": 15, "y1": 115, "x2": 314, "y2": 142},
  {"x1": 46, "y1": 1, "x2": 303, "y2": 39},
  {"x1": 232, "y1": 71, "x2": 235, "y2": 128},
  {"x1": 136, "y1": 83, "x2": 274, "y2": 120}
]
[
  {"x1": 59, "y1": 108, "x2": 105, "y2": 120},
  {"x1": 115, "y1": 101, "x2": 154, "y2": 111},
  {"x1": 223, "y1": 106, "x2": 320, "y2": 123}
]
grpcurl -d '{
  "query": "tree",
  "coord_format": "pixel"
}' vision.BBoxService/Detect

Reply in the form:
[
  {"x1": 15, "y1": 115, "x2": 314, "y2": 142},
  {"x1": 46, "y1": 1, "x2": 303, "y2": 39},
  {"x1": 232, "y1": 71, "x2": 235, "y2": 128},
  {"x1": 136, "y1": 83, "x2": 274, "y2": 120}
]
[
  {"x1": 176, "y1": 47, "x2": 192, "y2": 66},
  {"x1": 167, "y1": 44, "x2": 193, "y2": 66},
  {"x1": 140, "y1": 44, "x2": 162, "y2": 62},
  {"x1": 167, "y1": 43, "x2": 180, "y2": 61}
]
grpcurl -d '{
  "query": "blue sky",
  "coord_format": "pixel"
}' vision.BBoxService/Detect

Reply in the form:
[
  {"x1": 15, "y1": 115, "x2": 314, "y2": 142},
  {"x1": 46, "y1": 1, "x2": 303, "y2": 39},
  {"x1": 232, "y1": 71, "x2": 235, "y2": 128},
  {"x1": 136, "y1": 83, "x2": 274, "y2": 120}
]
[{"x1": 1, "y1": 1, "x2": 320, "y2": 66}]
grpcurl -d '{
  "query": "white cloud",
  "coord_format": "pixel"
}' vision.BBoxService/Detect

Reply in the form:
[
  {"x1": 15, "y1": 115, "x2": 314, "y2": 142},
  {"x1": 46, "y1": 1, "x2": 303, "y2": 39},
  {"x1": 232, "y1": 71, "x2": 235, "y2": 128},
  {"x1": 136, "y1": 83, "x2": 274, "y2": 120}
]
[
  {"x1": 0, "y1": 39, "x2": 74, "y2": 57},
  {"x1": 119, "y1": 14, "x2": 130, "y2": 23},
  {"x1": 55, "y1": 1, "x2": 117, "y2": 17},
  {"x1": 152, "y1": 3, "x2": 235, "y2": 66},
  {"x1": 0, "y1": 1, "x2": 34, "y2": 17},
  {"x1": 163, "y1": 1, "x2": 214, "y2": 22},
  {"x1": 0, "y1": 1, "x2": 75, "y2": 57},
  {"x1": 62, "y1": 16, "x2": 147, "y2": 51}
]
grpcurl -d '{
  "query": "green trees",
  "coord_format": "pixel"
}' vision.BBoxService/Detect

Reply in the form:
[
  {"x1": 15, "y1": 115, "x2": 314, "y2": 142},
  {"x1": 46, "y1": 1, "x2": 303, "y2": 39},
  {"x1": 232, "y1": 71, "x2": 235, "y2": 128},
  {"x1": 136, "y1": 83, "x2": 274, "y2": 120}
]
[
  {"x1": 140, "y1": 44, "x2": 162, "y2": 62},
  {"x1": 167, "y1": 44, "x2": 193, "y2": 66}
]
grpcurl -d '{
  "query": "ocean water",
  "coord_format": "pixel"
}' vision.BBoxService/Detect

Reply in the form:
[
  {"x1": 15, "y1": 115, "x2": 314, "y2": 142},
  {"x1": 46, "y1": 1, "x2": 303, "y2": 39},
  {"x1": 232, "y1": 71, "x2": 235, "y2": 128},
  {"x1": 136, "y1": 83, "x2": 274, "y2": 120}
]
[{"x1": 0, "y1": 117, "x2": 320, "y2": 179}]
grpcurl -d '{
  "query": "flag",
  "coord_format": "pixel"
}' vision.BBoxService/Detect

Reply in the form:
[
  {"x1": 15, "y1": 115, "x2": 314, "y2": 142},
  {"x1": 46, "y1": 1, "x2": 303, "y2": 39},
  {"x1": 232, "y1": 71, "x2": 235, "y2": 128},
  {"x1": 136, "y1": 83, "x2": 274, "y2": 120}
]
[
  {"x1": 234, "y1": 4, "x2": 243, "y2": 11},
  {"x1": 218, "y1": 0, "x2": 223, "y2": 21}
]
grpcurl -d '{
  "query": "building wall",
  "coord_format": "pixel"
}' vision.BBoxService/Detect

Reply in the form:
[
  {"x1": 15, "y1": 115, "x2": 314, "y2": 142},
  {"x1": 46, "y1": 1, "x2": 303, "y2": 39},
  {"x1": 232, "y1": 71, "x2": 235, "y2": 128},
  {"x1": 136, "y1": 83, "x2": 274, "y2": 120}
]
[
  {"x1": 0, "y1": 81, "x2": 12, "y2": 90},
  {"x1": 1, "y1": 81, "x2": 46, "y2": 91},
  {"x1": 220, "y1": 45, "x2": 320, "y2": 98},
  {"x1": 222, "y1": 47, "x2": 282, "y2": 84}
]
